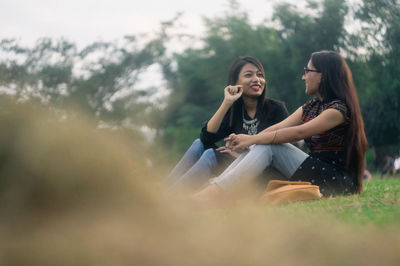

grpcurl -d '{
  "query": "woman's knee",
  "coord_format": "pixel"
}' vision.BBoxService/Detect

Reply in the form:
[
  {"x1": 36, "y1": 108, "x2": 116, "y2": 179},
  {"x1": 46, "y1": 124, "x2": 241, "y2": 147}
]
[
  {"x1": 190, "y1": 138, "x2": 205, "y2": 150},
  {"x1": 251, "y1": 144, "x2": 272, "y2": 154},
  {"x1": 201, "y1": 148, "x2": 216, "y2": 160},
  {"x1": 270, "y1": 143, "x2": 307, "y2": 157},
  {"x1": 240, "y1": 145, "x2": 272, "y2": 163},
  {"x1": 192, "y1": 138, "x2": 201, "y2": 145},
  {"x1": 195, "y1": 148, "x2": 217, "y2": 168}
]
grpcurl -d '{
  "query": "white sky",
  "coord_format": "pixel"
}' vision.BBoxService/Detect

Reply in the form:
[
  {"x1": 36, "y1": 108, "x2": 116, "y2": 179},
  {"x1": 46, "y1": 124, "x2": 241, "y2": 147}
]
[{"x1": 0, "y1": 0, "x2": 291, "y2": 49}]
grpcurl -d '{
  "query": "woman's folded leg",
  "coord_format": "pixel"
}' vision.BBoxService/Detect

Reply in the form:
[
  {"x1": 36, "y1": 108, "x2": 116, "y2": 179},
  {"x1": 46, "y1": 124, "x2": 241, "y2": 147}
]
[
  {"x1": 167, "y1": 148, "x2": 217, "y2": 194},
  {"x1": 162, "y1": 138, "x2": 206, "y2": 186},
  {"x1": 211, "y1": 144, "x2": 308, "y2": 193}
]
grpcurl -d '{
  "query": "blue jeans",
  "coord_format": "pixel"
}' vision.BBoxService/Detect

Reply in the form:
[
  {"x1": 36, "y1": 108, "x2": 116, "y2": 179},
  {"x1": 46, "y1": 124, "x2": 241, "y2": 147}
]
[
  {"x1": 211, "y1": 143, "x2": 308, "y2": 193},
  {"x1": 163, "y1": 138, "x2": 218, "y2": 194}
]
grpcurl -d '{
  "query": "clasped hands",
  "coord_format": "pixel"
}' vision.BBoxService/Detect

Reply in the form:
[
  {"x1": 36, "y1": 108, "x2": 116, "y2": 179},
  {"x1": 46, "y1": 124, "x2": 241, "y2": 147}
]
[{"x1": 216, "y1": 133, "x2": 254, "y2": 157}]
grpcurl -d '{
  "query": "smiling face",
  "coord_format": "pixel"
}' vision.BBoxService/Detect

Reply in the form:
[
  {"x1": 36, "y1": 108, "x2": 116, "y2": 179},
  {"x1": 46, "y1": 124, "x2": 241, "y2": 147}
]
[
  {"x1": 236, "y1": 63, "x2": 265, "y2": 98},
  {"x1": 302, "y1": 60, "x2": 322, "y2": 98}
]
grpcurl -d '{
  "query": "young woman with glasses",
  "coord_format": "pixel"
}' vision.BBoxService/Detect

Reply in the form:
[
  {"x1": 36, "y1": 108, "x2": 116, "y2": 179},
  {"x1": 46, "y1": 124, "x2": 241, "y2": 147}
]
[
  {"x1": 192, "y1": 50, "x2": 368, "y2": 204},
  {"x1": 162, "y1": 56, "x2": 288, "y2": 195}
]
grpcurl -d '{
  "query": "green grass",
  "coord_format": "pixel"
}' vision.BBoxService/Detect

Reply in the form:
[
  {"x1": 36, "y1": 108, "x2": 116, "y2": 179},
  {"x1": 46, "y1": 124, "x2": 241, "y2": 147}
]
[{"x1": 279, "y1": 175, "x2": 400, "y2": 226}]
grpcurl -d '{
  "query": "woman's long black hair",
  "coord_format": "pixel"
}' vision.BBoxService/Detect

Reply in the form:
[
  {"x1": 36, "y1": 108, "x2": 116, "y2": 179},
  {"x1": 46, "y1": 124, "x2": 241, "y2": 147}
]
[
  {"x1": 227, "y1": 56, "x2": 268, "y2": 127},
  {"x1": 311, "y1": 51, "x2": 368, "y2": 193}
]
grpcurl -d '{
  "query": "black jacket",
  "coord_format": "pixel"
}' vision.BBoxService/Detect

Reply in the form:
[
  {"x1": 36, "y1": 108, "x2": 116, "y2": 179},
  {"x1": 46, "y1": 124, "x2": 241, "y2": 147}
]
[{"x1": 200, "y1": 99, "x2": 288, "y2": 147}]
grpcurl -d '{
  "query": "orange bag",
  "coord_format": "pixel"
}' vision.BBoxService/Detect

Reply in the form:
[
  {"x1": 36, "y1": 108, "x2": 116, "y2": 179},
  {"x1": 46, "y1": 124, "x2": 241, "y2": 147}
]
[{"x1": 258, "y1": 180, "x2": 323, "y2": 205}]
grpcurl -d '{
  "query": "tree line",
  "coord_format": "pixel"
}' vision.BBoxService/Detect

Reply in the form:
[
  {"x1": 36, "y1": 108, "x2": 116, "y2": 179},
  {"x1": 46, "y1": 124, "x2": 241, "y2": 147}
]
[{"x1": 0, "y1": 0, "x2": 399, "y2": 169}]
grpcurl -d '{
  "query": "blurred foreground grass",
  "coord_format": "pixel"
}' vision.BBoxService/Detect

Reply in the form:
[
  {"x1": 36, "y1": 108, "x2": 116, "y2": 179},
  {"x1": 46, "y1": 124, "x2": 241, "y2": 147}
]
[{"x1": 0, "y1": 99, "x2": 399, "y2": 266}]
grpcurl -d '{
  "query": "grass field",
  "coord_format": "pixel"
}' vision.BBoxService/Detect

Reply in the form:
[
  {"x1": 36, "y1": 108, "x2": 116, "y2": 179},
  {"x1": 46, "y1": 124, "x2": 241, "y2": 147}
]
[{"x1": 278, "y1": 175, "x2": 400, "y2": 226}]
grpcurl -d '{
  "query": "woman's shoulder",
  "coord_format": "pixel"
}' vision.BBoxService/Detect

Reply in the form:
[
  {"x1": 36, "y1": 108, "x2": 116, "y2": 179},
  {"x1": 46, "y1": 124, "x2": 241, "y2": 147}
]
[
  {"x1": 263, "y1": 98, "x2": 287, "y2": 110},
  {"x1": 324, "y1": 99, "x2": 347, "y2": 109},
  {"x1": 323, "y1": 99, "x2": 349, "y2": 121}
]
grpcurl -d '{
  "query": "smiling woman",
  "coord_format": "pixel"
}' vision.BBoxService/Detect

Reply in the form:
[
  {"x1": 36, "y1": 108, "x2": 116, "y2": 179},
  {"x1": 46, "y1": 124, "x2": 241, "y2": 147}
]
[
  {"x1": 162, "y1": 56, "x2": 288, "y2": 195},
  {"x1": 192, "y1": 50, "x2": 368, "y2": 205}
]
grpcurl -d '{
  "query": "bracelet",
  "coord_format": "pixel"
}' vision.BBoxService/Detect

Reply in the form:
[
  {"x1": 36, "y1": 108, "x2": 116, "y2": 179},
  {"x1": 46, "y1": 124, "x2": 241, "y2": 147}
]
[{"x1": 271, "y1": 130, "x2": 277, "y2": 144}]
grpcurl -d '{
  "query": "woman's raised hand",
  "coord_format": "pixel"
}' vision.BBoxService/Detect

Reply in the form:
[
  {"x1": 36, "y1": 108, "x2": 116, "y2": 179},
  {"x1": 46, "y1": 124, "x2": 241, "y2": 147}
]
[{"x1": 223, "y1": 85, "x2": 243, "y2": 105}]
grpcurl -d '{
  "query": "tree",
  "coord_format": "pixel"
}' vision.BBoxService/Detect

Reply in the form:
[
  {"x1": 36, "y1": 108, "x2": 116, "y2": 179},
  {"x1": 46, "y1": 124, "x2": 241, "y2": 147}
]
[
  {"x1": 350, "y1": 0, "x2": 400, "y2": 165},
  {"x1": 271, "y1": 0, "x2": 349, "y2": 109},
  {"x1": 0, "y1": 18, "x2": 175, "y2": 129}
]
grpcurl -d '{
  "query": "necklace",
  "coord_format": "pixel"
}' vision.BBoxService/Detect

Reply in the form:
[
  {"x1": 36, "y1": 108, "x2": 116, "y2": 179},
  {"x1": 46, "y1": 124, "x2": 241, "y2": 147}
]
[{"x1": 242, "y1": 106, "x2": 259, "y2": 135}]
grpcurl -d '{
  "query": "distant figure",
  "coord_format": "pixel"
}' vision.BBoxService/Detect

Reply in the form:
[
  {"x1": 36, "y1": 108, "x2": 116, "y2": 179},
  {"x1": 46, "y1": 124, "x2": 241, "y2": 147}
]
[
  {"x1": 364, "y1": 169, "x2": 372, "y2": 180},
  {"x1": 393, "y1": 155, "x2": 400, "y2": 176},
  {"x1": 381, "y1": 155, "x2": 394, "y2": 178}
]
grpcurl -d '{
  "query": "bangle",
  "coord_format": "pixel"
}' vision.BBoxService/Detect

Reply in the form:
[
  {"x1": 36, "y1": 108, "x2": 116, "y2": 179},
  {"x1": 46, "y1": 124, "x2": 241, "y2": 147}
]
[{"x1": 271, "y1": 130, "x2": 277, "y2": 144}]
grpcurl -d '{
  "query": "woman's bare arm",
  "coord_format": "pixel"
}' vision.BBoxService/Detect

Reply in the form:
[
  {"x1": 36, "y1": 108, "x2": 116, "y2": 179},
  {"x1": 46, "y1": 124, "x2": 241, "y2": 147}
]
[
  {"x1": 228, "y1": 108, "x2": 345, "y2": 150},
  {"x1": 207, "y1": 85, "x2": 243, "y2": 133}
]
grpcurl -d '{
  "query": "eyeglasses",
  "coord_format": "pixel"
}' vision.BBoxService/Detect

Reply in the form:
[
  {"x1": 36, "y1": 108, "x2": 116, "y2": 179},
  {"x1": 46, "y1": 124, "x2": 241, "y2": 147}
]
[{"x1": 303, "y1": 67, "x2": 320, "y2": 75}]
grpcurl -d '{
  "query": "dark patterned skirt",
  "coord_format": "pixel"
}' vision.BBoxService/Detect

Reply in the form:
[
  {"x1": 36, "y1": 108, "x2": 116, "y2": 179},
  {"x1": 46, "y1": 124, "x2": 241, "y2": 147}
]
[{"x1": 289, "y1": 152, "x2": 357, "y2": 197}]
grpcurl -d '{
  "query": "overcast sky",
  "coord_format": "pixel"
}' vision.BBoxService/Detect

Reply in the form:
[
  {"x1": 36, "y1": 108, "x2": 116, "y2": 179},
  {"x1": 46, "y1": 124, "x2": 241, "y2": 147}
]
[{"x1": 0, "y1": 0, "x2": 292, "y2": 49}]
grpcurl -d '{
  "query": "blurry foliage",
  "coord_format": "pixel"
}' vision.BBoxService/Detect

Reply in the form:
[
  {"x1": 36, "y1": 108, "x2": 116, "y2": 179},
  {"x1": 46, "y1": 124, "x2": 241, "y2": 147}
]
[
  {"x1": 0, "y1": 15, "x2": 177, "y2": 128},
  {"x1": 0, "y1": 0, "x2": 399, "y2": 168},
  {"x1": 350, "y1": 0, "x2": 400, "y2": 165},
  {"x1": 160, "y1": 0, "x2": 400, "y2": 169},
  {"x1": 160, "y1": 0, "x2": 352, "y2": 156}
]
